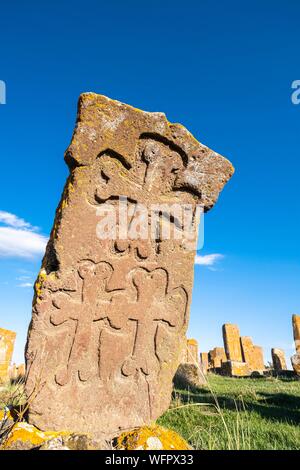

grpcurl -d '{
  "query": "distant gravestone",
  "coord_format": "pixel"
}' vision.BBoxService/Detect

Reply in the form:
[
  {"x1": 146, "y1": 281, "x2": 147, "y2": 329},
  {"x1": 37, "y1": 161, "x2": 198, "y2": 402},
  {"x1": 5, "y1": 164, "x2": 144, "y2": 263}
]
[
  {"x1": 200, "y1": 352, "x2": 209, "y2": 374},
  {"x1": 222, "y1": 324, "x2": 249, "y2": 377},
  {"x1": 252, "y1": 345, "x2": 265, "y2": 372},
  {"x1": 292, "y1": 314, "x2": 300, "y2": 353},
  {"x1": 208, "y1": 347, "x2": 226, "y2": 368},
  {"x1": 186, "y1": 339, "x2": 199, "y2": 365},
  {"x1": 223, "y1": 324, "x2": 243, "y2": 362},
  {"x1": 25, "y1": 93, "x2": 233, "y2": 438},
  {"x1": 174, "y1": 338, "x2": 205, "y2": 387},
  {"x1": 240, "y1": 336, "x2": 264, "y2": 374},
  {"x1": 272, "y1": 348, "x2": 287, "y2": 372},
  {"x1": 0, "y1": 328, "x2": 16, "y2": 384},
  {"x1": 9, "y1": 363, "x2": 25, "y2": 381},
  {"x1": 173, "y1": 363, "x2": 205, "y2": 390},
  {"x1": 291, "y1": 314, "x2": 300, "y2": 376}
]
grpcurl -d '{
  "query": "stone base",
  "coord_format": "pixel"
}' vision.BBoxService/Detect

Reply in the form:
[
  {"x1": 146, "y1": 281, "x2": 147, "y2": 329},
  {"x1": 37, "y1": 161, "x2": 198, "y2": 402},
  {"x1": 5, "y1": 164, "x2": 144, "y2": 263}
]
[
  {"x1": 173, "y1": 363, "x2": 206, "y2": 390},
  {"x1": 0, "y1": 419, "x2": 191, "y2": 451},
  {"x1": 249, "y1": 369, "x2": 265, "y2": 377},
  {"x1": 221, "y1": 361, "x2": 251, "y2": 377},
  {"x1": 291, "y1": 354, "x2": 300, "y2": 376}
]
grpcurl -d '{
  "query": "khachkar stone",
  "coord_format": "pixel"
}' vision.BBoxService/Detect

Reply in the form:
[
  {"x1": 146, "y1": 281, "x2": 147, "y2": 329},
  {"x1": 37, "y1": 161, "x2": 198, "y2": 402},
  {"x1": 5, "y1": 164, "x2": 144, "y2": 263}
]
[
  {"x1": 252, "y1": 346, "x2": 264, "y2": 372},
  {"x1": 179, "y1": 338, "x2": 199, "y2": 364},
  {"x1": 271, "y1": 348, "x2": 287, "y2": 372},
  {"x1": 0, "y1": 328, "x2": 16, "y2": 383},
  {"x1": 222, "y1": 324, "x2": 243, "y2": 362},
  {"x1": 200, "y1": 352, "x2": 209, "y2": 374},
  {"x1": 292, "y1": 314, "x2": 300, "y2": 352},
  {"x1": 186, "y1": 339, "x2": 199, "y2": 364},
  {"x1": 208, "y1": 347, "x2": 226, "y2": 368},
  {"x1": 291, "y1": 314, "x2": 300, "y2": 376},
  {"x1": 222, "y1": 324, "x2": 250, "y2": 376},
  {"x1": 240, "y1": 336, "x2": 265, "y2": 373},
  {"x1": 175, "y1": 339, "x2": 205, "y2": 387},
  {"x1": 9, "y1": 363, "x2": 26, "y2": 381},
  {"x1": 25, "y1": 93, "x2": 233, "y2": 438}
]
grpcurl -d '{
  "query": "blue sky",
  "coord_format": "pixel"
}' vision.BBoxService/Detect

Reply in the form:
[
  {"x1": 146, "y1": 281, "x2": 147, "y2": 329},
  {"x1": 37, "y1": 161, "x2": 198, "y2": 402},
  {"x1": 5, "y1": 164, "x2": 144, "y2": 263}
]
[{"x1": 0, "y1": 0, "x2": 299, "y2": 366}]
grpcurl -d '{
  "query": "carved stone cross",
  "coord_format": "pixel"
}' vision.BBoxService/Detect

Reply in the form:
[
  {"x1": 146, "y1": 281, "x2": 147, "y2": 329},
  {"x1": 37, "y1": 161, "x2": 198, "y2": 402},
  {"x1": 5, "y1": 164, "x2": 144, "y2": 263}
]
[{"x1": 25, "y1": 93, "x2": 233, "y2": 439}]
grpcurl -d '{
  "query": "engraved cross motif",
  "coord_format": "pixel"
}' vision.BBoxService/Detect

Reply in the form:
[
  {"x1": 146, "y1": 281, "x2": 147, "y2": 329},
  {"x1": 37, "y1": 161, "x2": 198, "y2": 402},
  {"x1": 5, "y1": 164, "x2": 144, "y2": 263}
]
[
  {"x1": 119, "y1": 268, "x2": 188, "y2": 377},
  {"x1": 50, "y1": 260, "x2": 127, "y2": 385}
]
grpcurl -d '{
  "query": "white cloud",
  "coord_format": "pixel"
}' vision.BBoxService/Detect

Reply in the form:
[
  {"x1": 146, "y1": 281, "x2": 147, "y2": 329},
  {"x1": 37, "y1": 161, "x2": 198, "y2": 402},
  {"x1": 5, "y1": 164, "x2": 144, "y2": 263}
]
[
  {"x1": 18, "y1": 282, "x2": 33, "y2": 288},
  {"x1": 0, "y1": 211, "x2": 36, "y2": 230},
  {"x1": 16, "y1": 275, "x2": 31, "y2": 281},
  {"x1": 194, "y1": 253, "x2": 224, "y2": 266},
  {"x1": 0, "y1": 211, "x2": 48, "y2": 259}
]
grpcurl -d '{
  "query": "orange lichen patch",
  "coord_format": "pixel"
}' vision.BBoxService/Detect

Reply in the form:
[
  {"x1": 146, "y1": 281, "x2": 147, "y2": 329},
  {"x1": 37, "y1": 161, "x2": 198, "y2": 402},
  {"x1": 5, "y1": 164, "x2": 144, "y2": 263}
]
[
  {"x1": 187, "y1": 339, "x2": 198, "y2": 346},
  {"x1": 115, "y1": 425, "x2": 191, "y2": 450},
  {"x1": 34, "y1": 269, "x2": 48, "y2": 299},
  {"x1": 0, "y1": 408, "x2": 13, "y2": 422},
  {"x1": 34, "y1": 270, "x2": 57, "y2": 301},
  {"x1": 221, "y1": 360, "x2": 251, "y2": 377},
  {"x1": 1, "y1": 422, "x2": 69, "y2": 450}
]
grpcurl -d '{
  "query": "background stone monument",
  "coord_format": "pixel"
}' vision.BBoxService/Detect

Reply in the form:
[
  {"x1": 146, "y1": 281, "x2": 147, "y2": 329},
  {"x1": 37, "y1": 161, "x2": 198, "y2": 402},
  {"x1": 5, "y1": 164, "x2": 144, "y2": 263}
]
[
  {"x1": 240, "y1": 336, "x2": 264, "y2": 374},
  {"x1": 222, "y1": 324, "x2": 250, "y2": 376},
  {"x1": 0, "y1": 328, "x2": 16, "y2": 384},
  {"x1": 208, "y1": 347, "x2": 226, "y2": 369},
  {"x1": 291, "y1": 314, "x2": 300, "y2": 376},
  {"x1": 272, "y1": 348, "x2": 287, "y2": 372}
]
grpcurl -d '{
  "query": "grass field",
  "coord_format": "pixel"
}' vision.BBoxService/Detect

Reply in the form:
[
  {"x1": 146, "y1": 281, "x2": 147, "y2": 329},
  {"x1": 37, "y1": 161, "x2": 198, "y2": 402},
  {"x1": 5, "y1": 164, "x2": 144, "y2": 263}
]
[
  {"x1": 159, "y1": 373, "x2": 300, "y2": 450},
  {"x1": 1, "y1": 374, "x2": 300, "y2": 450}
]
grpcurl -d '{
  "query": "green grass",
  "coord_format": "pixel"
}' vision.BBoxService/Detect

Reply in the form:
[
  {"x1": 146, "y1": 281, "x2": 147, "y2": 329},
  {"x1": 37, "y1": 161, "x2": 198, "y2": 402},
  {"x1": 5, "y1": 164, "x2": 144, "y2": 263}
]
[
  {"x1": 0, "y1": 380, "x2": 26, "y2": 410},
  {"x1": 1, "y1": 374, "x2": 300, "y2": 450},
  {"x1": 158, "y1": 373, "x2": 300, "y2": 450}
]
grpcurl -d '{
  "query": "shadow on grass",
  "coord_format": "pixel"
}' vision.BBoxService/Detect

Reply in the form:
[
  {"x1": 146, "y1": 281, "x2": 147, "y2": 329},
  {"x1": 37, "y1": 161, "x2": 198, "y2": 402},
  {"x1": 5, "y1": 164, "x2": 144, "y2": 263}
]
[{"x1": 173, "y1": 385, "x2": 300, "y2": 426}]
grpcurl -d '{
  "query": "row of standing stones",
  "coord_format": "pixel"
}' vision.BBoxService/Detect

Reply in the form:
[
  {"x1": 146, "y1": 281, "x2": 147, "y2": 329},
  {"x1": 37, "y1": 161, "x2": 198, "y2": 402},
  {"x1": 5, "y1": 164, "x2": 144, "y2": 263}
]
[
  {"x1": 174, "y1": 316, "x2": 300, "y2": 390},
  {"x1": 0, "y1": 94, "x2": 298, "y2": 449}
]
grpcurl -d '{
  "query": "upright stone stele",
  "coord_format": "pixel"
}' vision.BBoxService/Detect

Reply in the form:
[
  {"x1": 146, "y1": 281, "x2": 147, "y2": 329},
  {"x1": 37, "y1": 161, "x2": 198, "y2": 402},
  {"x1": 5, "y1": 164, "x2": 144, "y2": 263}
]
[
  {"x1": 186, "y1": 339, "x2": 199, "y2": 365},
  {"x1": 271, "y1": 348, "x2": 287, "y2": 372},
  {"x1": 292, "y1": 314, "x2": 300, "y2": 352},
  {"x1": 222, "y1": 324, "x2": 250, "y2": 377},
  {"x1": 252, "y1": 345, "x2": 265, "y2": 372},
  {"x1": 223, "y1": 324, "x2": 243, "y2": 362},
  {"x1": 291, "y1": 314, "x2": 300, "y2": 376},
  {"x1": 25, "y1": 93, "x2": 233, "y2": 438},
  {"x1": 208, "y1": 347, "x2": 226, "y2": 369},
  {"x1": 0, "y1": 328, "x2": 16, "y2": 384},
  {"x1": 200, "y1": 352, "x2": 209, "y2": 374},
  {"x1": 174, "y1": 338, "x2": 204, "y2": 387},
  {"x1": 179, "y1": 338, "x2": 199, "y2": 364},
  {"x1": 240, "y1": 336, "x2": 264, "y2": 374}
]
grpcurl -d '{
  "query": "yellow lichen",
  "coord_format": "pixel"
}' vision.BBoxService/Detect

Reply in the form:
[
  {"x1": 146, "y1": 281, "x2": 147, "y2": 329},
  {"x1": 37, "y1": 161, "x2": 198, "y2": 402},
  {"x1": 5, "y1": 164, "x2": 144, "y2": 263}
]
[
  {"x1": 0, "y1": 409, "x2": 13, "y2": 421},
  {"x1": 187, "y1": 338, "x2": 198, "y2": 346},
  {"x1": 115, "y1": 425, "x2": 191, "y2": 450},
  {"x1": 35, "y1": 269, "x2": 47, "y2": 299},
  {"x1": 1, "y1": 422, "x2": 69, "y2": 450}
]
